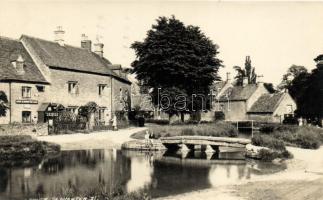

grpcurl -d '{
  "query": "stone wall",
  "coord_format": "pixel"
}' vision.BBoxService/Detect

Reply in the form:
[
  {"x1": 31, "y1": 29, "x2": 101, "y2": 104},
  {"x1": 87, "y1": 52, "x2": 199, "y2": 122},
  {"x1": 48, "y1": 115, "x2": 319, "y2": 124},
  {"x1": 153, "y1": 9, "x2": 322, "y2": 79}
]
[
  {"x1": 0, "y1": 82, "x2": 47, "y2": 124},
  {"x1": 0, "y1": 123, "x2": 48, "y2": 136}
]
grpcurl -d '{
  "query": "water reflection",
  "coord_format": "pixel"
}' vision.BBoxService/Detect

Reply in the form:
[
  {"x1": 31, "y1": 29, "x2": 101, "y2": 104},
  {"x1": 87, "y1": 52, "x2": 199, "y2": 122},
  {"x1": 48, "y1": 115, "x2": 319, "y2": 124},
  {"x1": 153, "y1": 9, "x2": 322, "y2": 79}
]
[{"x1": 0, "y1": 149, "x2": 285, "y2": 199}]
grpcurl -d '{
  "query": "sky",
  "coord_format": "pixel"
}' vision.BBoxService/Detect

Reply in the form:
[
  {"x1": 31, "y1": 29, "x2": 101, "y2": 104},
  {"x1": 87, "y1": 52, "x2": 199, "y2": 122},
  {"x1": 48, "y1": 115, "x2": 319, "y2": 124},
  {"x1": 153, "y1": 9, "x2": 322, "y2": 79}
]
[{"x1": 1, "y1": 0, "x2": 323, "y2": 85}]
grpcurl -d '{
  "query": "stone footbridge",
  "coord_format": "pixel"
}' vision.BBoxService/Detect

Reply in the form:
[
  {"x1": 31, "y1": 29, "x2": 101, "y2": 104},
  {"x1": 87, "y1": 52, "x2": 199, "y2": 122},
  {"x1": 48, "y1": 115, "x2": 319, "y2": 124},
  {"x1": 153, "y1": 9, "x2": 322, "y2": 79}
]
[{"x1": 160, "y1": 136, "x2": 251, "y2": 153}]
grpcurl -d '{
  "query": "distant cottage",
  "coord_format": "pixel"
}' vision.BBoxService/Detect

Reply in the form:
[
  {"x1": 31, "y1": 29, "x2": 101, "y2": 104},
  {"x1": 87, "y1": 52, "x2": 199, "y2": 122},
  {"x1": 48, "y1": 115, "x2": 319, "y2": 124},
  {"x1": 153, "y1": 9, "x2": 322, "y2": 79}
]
[
  {"x1": 0, "y1": 27, "x2": 131, "y2": 124},
  {"x1": 206, "y1": 74, "x2": 297, "y2": 123}
]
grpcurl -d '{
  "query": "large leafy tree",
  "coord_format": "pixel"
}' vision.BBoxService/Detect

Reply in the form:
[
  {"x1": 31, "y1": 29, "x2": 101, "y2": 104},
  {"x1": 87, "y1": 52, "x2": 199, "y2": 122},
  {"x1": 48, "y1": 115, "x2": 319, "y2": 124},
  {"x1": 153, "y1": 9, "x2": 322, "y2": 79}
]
[
  {"x1": 278, "y1": 65, "x2": 310, "y2": 116},
  {"x1": 298, "y1": 56, "x2": 323, "y2": 119},
  {"x1": 131, "y1": 16, "x2": 222, "y2": 118},
  {"x1": 233, "y1": 56, "x2": 257, "y2": 86},
  {"x1": 0, "y1": 91, "x2": 8, "y2": 117},
  {"x1": 278, "y1": 65, "x2": 308, "y2": 90}
]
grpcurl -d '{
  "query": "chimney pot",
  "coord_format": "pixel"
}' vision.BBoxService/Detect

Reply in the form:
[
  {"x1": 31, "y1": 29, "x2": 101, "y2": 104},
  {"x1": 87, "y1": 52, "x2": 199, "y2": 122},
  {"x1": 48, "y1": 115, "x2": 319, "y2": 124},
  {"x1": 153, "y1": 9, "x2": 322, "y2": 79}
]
[{"x1": 81, "y1": 34, "x2": 92, "y2": 51}]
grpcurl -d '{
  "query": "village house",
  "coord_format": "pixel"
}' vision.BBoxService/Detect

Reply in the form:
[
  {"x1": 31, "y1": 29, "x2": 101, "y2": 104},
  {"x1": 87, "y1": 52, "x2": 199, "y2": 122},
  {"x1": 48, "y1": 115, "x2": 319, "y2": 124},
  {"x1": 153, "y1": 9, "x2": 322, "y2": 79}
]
[
  {"x1": 208, "y1": 74, "x2": 297, "y2": 123},
  {"x1": 0, "y1": 27, "x2": 131, "y2": 125}
]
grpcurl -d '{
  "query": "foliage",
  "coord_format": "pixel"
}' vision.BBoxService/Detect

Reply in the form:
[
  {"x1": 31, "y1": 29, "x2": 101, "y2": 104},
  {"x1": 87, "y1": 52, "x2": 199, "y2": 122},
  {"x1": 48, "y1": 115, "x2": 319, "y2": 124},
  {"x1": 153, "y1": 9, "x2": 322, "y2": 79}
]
[
  {"x1": 298, "y1": 57, "x2": 323, "y2": 119},
  {"x1": 214, "y1": 111, "x2": 225, "y2": 120},
  {"x1": 38, "y1": 183, "x2": 150, "y2": 200},
  {"x1": 234, "y1": 56, "x2": 257, "y2": 86},
  {"x1": 278, "y1": 65, "x2": 308, "y2": 90},
  {"x1": 0, "y1": 91, "x2": 8, "y2": 117},
  {"x1": 259, "y1": 124, "x2": 323, "y2": 149},
  {"x1": 78, "y1": 101, "x2": 98, "y2": 119},
  {"x1": 145, "y1": 118, "x2": 170, "y2": 125},
  {"x1": 131, "y1": 121, "x2": 238, "y2": 139},
  {"x1": 251, "y1": 134, "x2": 286, "y2": 151},
  {"x1": 0, "y1": 135, "x2": 60, "y2": 162},
  {"x1": 131, "y1": 16, "x2": 222, "y2": 117},
  {"x1": 258, "y1": 148, "x2": 293, "y2": 162},
  {"x1": 278, "y1": 61, "x2": 323, "y2": 120},
  {"x1": 263, "y1": 83, "x2": 276, "y2": 93}
]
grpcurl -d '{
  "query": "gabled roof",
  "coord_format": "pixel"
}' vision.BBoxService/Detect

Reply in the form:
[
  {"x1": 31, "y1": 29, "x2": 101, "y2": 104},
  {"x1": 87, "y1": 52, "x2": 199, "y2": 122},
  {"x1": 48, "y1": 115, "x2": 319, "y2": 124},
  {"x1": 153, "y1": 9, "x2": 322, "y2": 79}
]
[
  {"x1": 0, "y1": 36, "x2": 48, "y2": 83},
  {"x1": 211, "y1": 81, "x2": 226, "y2": 93},
  {"x1": 247, "y1": 93, "x2": 285, "y2": 113},
  {"x1": 218, "y1": 84, "x2": 258, "y2": 101},
  {"x1": 21, "y1": 35, "x2": 130, "y2": 84}
]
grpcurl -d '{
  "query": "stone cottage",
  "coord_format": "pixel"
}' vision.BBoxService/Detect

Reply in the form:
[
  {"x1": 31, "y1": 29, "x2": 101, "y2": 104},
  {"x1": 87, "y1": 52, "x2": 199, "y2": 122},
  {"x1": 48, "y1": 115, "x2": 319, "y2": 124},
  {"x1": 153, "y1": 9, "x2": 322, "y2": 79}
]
[
  {"x1": 0, "y1": 27, "x2": 131, "y2": 124},
  {"x1": 209, "y1": 75, "x2": 296, "y2": 123}
]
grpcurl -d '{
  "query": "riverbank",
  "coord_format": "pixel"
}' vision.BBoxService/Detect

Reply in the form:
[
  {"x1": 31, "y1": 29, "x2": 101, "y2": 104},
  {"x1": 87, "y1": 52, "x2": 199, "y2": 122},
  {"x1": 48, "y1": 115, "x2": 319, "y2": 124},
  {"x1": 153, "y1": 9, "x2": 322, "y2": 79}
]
[
  {"x1": 157, "y1": 146, "x2": 323, "y2": 200},
  {"x1": 0, "y1": 135, "x2": 60, "y2": 167},
  {"x1": 37, "y1": 127, "x2": 147, "y2": 150}
]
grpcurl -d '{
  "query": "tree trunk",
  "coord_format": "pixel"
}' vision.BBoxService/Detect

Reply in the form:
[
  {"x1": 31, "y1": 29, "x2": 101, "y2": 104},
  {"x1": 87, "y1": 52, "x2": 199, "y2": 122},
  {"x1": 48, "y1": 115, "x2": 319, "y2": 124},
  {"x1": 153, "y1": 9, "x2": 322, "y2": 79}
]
[{"x1": 180, "y1": 112, "x2": 184, "y2": 122}]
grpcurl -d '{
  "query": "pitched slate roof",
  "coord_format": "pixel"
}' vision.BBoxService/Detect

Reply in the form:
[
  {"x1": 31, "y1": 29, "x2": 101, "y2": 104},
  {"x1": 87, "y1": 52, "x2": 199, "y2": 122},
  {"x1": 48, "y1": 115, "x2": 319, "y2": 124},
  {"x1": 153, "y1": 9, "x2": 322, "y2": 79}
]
[
  {"x1": 218, "y1": 84, "x2": 258, "y2": 101},
  {"x1": 211, "y1": 81, "x2": 226, "y2": 93},
  {"x1": 0, "y1": 36, "x2": 48, "y2": 83},
  {"x1": 21, "y1": 35, "x2": 130, "y2": 84},
  {"x1": 247, "y1": 93, "x2": 285, "y2": 113}
]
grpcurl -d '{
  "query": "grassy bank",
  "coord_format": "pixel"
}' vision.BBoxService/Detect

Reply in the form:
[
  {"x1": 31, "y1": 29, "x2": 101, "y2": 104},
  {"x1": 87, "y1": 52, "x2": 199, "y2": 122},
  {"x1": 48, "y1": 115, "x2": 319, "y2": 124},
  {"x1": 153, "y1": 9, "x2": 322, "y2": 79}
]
[
  {"x1": 131, "y1": 121, "x2": 238, "y2": 139},
  {"x1": 251, "y1": 134, "x2": 293, "y2": 161},
  {"x1": 259, "y1": 124, "x2": 323, "y2": 149},
  {"x1": 0, "y1": 135, "x2": 60, "y2": 167}
]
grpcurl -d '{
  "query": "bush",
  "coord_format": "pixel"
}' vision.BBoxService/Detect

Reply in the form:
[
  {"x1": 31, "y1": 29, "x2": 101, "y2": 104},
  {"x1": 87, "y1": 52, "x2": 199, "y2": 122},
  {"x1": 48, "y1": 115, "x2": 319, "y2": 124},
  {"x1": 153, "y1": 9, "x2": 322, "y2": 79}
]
[
  {"x1": 295, "y1": 132, "x2": 321, "y2": 149},
  {"x1": 252, "y1": 134, "x2": 286, "y2": 151},
  {"x1": 130, "y1": 121, "x2": 238, "y2": 139},
  {"x1": 259, "y1": 124, "x2": 323, "y2": 149},
  {"x1": 138, "y1": 117, "x2": 145, "y2": 127},
  {"x1": 145, "y1": 119, "x2": 169, "y2": 125},
  {"x1": 258, "y1": 149, "x2": 293, "y2": 161},
  {"x1": 0, "y1": 135, "x2": 60, "y2": 161}
]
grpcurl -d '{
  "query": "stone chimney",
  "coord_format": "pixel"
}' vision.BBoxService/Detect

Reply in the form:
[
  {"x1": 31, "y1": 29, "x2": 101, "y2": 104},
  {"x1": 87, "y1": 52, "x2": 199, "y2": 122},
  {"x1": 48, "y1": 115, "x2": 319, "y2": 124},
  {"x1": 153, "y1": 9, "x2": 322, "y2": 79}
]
[
  {"x1": 16, "y1": 55, "x2": 25, "y2": 75},
  {"x1": 94, "y1": 43, "x2": 104, "y2": 57},
  {"x1": 54, "y1": 26, "x2": 65, "y2": 46},
  {"x1": 242, "y1": 76, "x2": 248, "y2": 87},
  {"x1": 81, "y1": 34, "x2": 92, "y2": 51}
]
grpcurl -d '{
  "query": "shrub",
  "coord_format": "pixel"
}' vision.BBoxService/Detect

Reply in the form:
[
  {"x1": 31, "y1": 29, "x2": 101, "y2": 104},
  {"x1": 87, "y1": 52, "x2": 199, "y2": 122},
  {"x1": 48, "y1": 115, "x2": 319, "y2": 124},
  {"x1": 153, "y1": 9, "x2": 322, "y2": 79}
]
[
  {"x1": 259, "y1": 124, "x2": 323, "y2": 149},
  {"x1": 258, "y1": 149, "x2": 277, "y2": 161},
  {"x1": 0, "y1": 135, "x2": 60, "y2": 162},
  {"x1": 145, "y1": 119, "x2": 169, "y2": 125},
  {"x1": 252, "y1": 134, "x2": 286, "y2": 151},
  {"x1": 295, "y1": 132, "x2": 321, "y2": 149},
  {"x1": 131, "y1": 121, "x2": 238, "y2": 139}
]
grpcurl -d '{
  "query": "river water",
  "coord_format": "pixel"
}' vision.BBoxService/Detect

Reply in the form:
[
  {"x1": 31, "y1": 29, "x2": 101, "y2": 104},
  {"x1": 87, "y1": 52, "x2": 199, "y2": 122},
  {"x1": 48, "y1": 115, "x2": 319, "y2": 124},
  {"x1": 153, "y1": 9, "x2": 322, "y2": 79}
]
[{"x1": 0, "y1": 149, "x2": 285, "y2": 199}]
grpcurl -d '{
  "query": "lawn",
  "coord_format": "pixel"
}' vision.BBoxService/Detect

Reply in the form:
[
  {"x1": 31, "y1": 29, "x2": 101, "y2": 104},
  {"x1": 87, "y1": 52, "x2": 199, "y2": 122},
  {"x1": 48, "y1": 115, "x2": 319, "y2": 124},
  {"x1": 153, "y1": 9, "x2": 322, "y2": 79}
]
[{"x1": 131, "y1": 121, "x2": 238, "y2": 139}]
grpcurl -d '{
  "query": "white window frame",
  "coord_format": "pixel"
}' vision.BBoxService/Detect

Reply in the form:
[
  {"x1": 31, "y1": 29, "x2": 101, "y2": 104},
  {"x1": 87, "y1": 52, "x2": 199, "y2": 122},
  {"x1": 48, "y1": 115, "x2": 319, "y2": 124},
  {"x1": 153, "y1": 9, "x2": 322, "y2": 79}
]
[{"x1": 22, "y1": 86, "x2": 31, "y2": 98}]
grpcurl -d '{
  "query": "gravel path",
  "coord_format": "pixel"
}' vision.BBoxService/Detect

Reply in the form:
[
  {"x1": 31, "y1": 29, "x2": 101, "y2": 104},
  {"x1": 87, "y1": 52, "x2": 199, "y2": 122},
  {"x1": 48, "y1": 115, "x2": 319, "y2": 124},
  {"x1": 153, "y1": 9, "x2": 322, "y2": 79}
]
[{"x1": 37, "y1": 127, "x2": 147, "y2": 150}]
